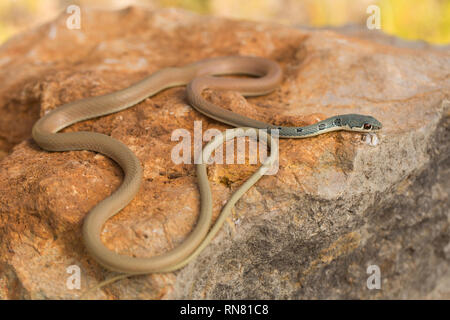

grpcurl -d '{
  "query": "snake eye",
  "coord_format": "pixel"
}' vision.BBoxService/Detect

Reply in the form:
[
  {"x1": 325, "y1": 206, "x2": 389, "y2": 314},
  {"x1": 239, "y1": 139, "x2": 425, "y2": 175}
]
[{"x1": 363, "y1": 123, "x2": 372, "y2": 130}]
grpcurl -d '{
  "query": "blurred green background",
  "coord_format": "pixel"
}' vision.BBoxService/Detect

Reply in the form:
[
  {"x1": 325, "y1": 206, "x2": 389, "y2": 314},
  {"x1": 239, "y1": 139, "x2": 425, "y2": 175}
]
[{"x1": 0, "y1": 0, "x2": 449, "y2": 44}]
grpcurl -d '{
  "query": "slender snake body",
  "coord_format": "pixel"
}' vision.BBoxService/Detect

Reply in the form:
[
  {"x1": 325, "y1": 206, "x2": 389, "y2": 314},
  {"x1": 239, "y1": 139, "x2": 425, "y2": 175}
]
[{"x1": 32, "y1": 56, "x2": 382, "y2": 276}]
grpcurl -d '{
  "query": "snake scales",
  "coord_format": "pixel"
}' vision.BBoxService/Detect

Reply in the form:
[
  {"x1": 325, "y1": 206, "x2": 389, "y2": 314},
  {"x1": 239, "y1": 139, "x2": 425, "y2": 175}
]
[{"x1": 32, "y1": 56, "x2": 381, "y2": 280}]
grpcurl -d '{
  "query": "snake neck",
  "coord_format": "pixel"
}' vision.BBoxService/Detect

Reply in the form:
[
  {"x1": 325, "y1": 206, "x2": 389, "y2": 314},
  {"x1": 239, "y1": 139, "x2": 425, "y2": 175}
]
[{"x1": 265, "y1": 114, "x2": 381, "y2": 138}]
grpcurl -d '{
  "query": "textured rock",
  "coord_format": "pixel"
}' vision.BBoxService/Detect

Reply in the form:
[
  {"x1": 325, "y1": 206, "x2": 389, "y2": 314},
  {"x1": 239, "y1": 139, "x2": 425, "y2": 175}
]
[{"x1": 0, "y1": 7, "x2": 448, "y2": 299}]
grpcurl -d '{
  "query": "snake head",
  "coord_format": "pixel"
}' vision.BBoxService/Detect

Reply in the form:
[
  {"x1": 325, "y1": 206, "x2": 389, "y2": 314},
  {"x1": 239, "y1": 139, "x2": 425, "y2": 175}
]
[
  {"x1": 340, "y1": 114, "x2": 382, "y2": 132},
  {"x1": 361, "y1": 116, "x2": 382, "y2": 131}
]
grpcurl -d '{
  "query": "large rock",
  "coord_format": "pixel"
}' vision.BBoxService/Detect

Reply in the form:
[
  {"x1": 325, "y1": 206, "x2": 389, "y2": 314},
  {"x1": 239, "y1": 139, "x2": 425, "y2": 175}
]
[{"x1": 0, "y1": 7, "x2": 448, "y2": 299}]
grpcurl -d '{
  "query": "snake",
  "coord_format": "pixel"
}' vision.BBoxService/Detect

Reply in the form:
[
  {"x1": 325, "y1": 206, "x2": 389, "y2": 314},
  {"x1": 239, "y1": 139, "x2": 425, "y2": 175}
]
[{"x1": 32, "y1": 56, "x2": 382, "y2": 281}]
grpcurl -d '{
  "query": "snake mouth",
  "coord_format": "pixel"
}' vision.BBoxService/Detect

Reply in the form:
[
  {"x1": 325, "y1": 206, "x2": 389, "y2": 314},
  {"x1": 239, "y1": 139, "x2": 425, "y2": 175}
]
[
  {"x1": 349, "y1": 125, "x2": 382, "y2": 132},
  {"x1": 369, "y1": 125, "x2": 382, "y2": 131}
]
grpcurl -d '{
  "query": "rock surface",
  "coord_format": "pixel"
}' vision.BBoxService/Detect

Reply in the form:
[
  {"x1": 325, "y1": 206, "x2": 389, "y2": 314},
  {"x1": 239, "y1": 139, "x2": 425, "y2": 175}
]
[{"x1": 0, "y1": 7, "x2": 448, "y2": 299}]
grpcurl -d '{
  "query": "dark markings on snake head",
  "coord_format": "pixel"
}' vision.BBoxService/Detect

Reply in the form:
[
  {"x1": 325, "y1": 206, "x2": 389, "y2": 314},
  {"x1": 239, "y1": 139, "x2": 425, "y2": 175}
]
[
  {"x1": 334, "y1": 118, "x2": 342, "y2": 126},
  {"x1": 318, "y1": 123, "x2": 326, "y2": 130}
]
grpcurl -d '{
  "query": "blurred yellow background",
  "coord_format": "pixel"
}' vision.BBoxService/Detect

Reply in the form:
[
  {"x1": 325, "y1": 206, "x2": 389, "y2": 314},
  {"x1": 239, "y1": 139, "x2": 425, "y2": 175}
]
[{"x1": 0, "y1": 0, "x2": 448, "y2": 44}]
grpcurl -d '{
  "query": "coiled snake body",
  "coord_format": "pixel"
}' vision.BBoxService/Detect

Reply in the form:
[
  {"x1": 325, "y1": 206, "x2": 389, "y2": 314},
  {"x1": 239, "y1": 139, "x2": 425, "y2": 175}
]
[{"x1": 32, "y1": 56, "x2": 381, "y2": 276}]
